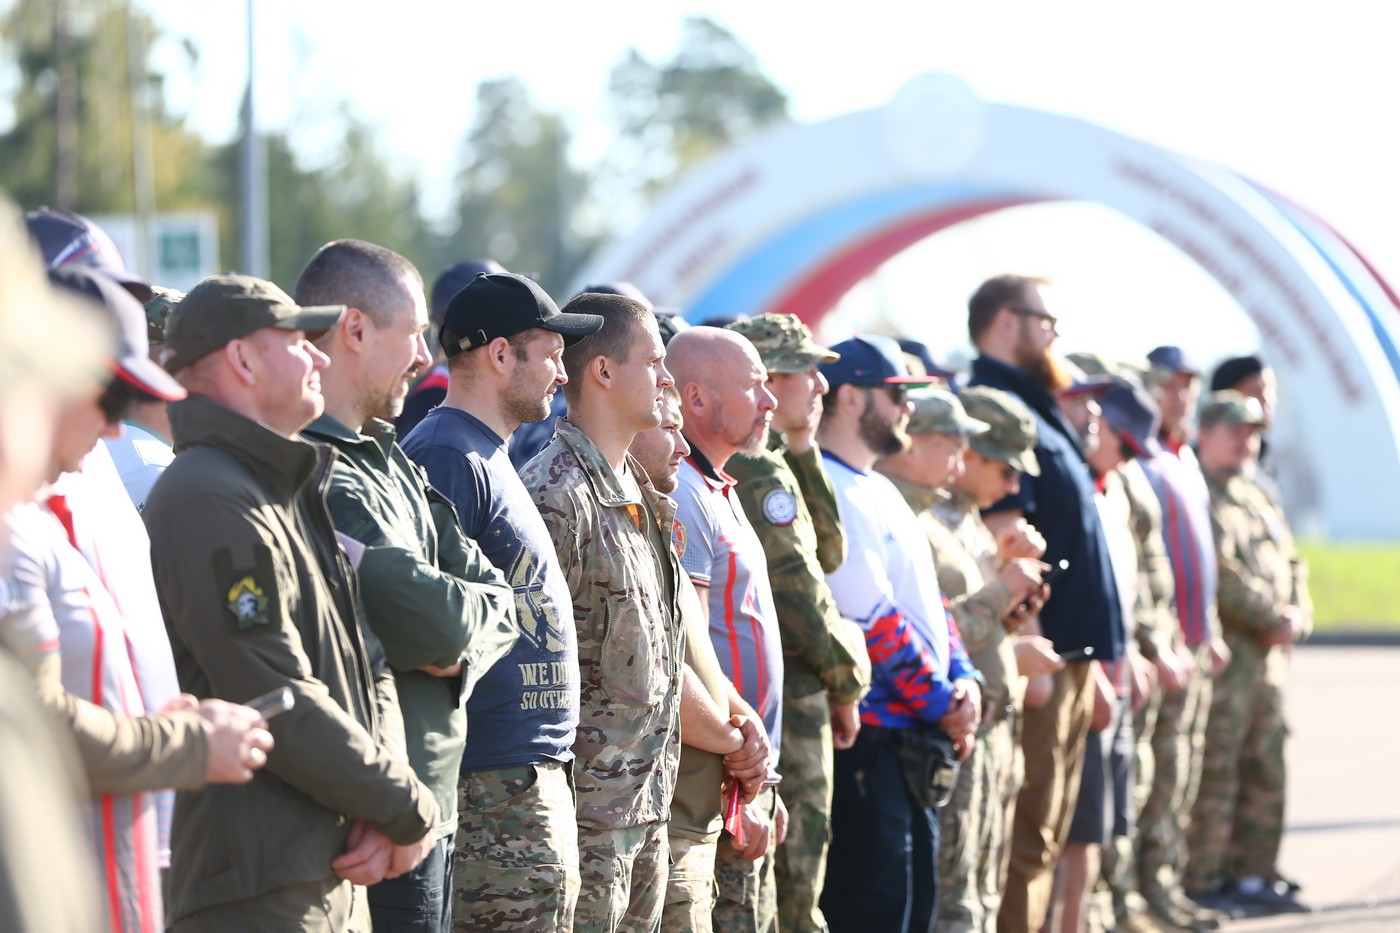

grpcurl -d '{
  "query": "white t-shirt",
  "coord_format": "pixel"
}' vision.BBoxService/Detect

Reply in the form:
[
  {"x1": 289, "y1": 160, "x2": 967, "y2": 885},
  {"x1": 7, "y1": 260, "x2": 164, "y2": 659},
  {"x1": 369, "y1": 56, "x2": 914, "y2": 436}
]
[{"x1": 104, "y1": 421, "x2": 174, "y2": 513}]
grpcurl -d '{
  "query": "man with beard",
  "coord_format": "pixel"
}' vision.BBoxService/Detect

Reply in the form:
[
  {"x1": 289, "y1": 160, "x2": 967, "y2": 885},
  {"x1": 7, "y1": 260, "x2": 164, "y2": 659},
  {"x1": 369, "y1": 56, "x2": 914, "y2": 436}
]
[
  {"x1": 629, "y1": 386, "x2": 774, "y2": 933},
  {"x1": 146, "y1": 273, "x2": 440, "y2": 930},
  {"x1": 1135, "y1": 346, "x2": 1228, "y2": 930},
  {"x1": 814, "y1": 335, "x2": 982, "y2": 933},
  {"x1": 725, "y1": 314, "x2": 871, "y2": 933},
  {"x1": 964, "y1": 275, "x2": 1125, "y2": 933},
  {"x1": 520, "y1": 292, "x2": 685, "y2": 933},
  {"x1": 875, "y1": 389, "x2": 1052, "y2": 933},
  {"x1": 666, "y1": 327, "x2": 787, "y2": 933},
  {"x1": 401, "y1": 270, "x2": 604, "y2": 930},
  {"x1": 295, "y1": 242, "x2": 520, "y2": 932}
]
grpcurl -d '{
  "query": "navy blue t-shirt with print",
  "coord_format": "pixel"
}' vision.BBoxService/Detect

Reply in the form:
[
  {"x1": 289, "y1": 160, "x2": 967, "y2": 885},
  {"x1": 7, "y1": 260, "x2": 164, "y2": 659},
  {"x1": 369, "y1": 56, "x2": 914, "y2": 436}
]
[
  {"x1": 403, "y1": 405, "x2": 580, "y2": 771},
  {"x1": 968, "y1": 355, "x2": 1125, "y2": 663}
]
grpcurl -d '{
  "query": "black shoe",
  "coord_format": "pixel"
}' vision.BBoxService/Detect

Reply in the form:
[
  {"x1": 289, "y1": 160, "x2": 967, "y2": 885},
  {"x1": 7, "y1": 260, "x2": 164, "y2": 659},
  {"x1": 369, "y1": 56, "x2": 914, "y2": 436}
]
[
  {"x1": 1227, "y1": 881, "x2": 1312, "y2": 916},
  {"x1": 1185, "y1": 887, "x2": 1247, "y2": 921}
]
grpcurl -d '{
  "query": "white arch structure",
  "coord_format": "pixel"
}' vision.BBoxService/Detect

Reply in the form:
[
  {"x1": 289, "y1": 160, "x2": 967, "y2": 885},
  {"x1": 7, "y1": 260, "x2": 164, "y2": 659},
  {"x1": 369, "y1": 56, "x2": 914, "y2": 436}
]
[{"x1": 576, "y1": 75, "x2": 1400, "y2": 539}]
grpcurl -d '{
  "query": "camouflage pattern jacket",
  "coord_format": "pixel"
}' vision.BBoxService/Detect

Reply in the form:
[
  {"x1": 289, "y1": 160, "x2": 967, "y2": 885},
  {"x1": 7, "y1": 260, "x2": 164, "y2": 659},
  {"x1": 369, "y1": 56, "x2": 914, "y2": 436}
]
[
  {"x1": 521, "y1": 417, "x2": 685, "y2": 831},
  {"x1": 728, "y1": 438, "x2": 870, "y2": 705},
  {"x1": 1120, "y1": 459, "x2": 1178, "y2": 660},
  {"x1": 892, "y1": 479, "x2": 1022, "y2": 725},
  {"x1": 1205, "y1": 469, "x2": 1312, "y2": 646}
]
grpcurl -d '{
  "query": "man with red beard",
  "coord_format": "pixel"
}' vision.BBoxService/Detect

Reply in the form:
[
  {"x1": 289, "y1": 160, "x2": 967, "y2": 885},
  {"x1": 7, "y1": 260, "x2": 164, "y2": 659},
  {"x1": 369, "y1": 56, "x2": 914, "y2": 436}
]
[{"x1": 964, "y1": 275, "x2": 1125, "y2": 933}]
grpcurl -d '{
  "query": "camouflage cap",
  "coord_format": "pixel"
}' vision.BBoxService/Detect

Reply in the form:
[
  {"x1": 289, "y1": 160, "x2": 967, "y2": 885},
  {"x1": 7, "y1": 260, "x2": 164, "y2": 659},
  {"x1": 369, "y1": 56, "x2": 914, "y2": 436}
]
[
  {"x1": 960, "y1": 386, "x2": 1041, "y2": 476},
  {"x1": 1198, "y1": 389, "x2": 1267, "y2": 429},
  {"x1": 165, "y1": 273, "x2": 345, "y2": 372},
  {"x1": 727, "y1": 313, "x2": 839, "y2": 373},
  {"x1": 144, "y1": 284, "x2": 184, "y2": 345},
  {"x1": 906, "y1": 388, "x2": 990, "y2": 437}
]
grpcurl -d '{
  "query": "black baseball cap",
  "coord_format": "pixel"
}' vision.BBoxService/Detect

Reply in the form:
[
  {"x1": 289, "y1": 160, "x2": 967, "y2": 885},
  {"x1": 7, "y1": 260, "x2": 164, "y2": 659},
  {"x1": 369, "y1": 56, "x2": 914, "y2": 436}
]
[
  {"x1": 440, "y1": 273, "x2": 602, "y2": 357},
  {"x1": 49, "y1": 266, "x2": 186, "y2": 401},
  {"x1": 430, "y1": 259, "x2": 505, "y2": 321},
  {"x1": 25, "y1": 207, "x2": 153, "y2": 303}
]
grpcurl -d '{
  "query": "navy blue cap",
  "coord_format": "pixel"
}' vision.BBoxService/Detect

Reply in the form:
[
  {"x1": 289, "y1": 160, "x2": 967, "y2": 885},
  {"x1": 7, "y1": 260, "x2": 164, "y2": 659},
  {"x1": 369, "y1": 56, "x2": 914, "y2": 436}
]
[
  {"x1": 25, "y1": 207, "x2": 153, "y2": 303},
  {"x1": 1098, "y1": 378, "x2": 1162, "y2": 457},
  {"x1": 819, "y1": 334, "x2": 936, "y2": 389},
  {"x1": 1147, "y1": 345, "x2": 1201, "y2": 376}
]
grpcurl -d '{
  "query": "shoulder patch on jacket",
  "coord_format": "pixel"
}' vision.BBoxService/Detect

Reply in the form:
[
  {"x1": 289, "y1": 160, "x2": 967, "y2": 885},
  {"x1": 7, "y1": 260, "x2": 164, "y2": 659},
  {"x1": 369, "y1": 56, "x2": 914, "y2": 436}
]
[
  {"x1": 214, "y1": 545, "x2": 280, "y2": 630},
  {"x1": 761, "y1": 488, "x2": 798, "y2": 526},
  {"x1": 672, "y1": 519, "x2": 688, "y2": 559}
]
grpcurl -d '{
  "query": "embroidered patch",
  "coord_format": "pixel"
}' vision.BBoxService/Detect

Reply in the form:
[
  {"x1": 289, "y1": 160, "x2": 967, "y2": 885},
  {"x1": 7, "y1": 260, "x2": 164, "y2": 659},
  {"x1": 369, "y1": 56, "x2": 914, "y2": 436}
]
[
  {"x1": 761, "y1": 488, "x2": 798, "y2": 526},
  {"x1": 215, "y1": 544, "x2": 280, "y2": 631},
  {"x1": 226, "y1": 576, "x2": 270, "y2": 629},
  {"x1": 672, "y1": 519, "x2": 688, "y2": 559}
]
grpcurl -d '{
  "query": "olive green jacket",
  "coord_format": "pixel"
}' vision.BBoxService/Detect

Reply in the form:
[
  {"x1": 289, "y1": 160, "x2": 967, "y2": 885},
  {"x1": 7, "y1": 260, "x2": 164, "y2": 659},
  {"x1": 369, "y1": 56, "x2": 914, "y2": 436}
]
[
  {"x1": 303, "y1": 414, "x2": 517, "y2": 840},
  {"x1": 145, "y1": 395, "x2": 436, "y2": 922},
  {"x1": 727, "y1": 439, "x2": 869, "y2": 705}
]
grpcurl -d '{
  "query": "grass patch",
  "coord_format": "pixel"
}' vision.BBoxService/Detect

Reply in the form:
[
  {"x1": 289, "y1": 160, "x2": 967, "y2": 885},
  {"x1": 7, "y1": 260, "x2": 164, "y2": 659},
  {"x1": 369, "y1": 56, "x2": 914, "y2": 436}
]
[{"x1": 1297, "y1": 542, "x2": 1400, "y2": 632}]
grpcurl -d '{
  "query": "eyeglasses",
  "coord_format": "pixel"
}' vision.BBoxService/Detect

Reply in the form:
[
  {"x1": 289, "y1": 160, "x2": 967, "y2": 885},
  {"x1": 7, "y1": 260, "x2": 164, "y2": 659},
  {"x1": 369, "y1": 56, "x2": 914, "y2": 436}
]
[
  {"x1": 1008, "y1": 305, "x2": 1059, "y2": 331},
  {"x1": 1000, "y1": 463, "x2": 1022, "y2": 481},
  {"x1": 863, "y1": 385, "x2": 908, "y2": 405}
]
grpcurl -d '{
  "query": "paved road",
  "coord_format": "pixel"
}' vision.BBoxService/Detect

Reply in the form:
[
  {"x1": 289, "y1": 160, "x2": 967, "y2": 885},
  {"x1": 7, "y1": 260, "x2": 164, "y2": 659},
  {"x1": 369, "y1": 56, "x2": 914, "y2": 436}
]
[{"x1": 1231, "y1": 645, "x2": 1400, "y2": 932}]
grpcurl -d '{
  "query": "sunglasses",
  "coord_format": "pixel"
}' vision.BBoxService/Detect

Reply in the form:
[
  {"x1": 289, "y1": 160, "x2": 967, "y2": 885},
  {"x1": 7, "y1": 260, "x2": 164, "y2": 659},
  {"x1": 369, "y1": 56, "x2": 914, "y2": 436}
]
[{"x1": 863, "y1": 385, "x2": 909, "y2": 405}]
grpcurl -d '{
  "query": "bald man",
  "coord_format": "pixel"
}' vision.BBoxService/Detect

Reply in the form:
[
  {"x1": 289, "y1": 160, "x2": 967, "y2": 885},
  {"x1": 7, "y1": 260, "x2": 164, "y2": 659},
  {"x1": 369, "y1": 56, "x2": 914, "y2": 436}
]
[{"x1": 667, "y1": 327, "x2": 786, "y2": 933}]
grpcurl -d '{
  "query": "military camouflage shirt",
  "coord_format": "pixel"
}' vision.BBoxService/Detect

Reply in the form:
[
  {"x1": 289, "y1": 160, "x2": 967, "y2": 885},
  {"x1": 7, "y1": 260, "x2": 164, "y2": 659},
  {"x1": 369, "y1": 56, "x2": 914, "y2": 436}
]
[
  {"x1": 1205, "y1": 469, "x2": 1311, "y2": 640},
  {"x1": 891, "y1": 478, "x2": 1022, "y2": 722},
  {"x1": 521, "y1": 418, "x2": 685, "y2": 830},
  {"x1": 1119, "y1": 459, "x2": 1178, "y2": 660},
  {"x1": 727, "y1": 439, "x2": 869, "y2": 705}
]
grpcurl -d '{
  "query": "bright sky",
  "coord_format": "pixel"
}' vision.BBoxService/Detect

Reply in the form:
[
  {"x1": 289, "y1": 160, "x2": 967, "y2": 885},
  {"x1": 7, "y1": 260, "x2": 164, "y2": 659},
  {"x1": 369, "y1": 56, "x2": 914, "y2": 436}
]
[{"x1": 139, "y1": 0, "x2": 1400, "y2": 369}]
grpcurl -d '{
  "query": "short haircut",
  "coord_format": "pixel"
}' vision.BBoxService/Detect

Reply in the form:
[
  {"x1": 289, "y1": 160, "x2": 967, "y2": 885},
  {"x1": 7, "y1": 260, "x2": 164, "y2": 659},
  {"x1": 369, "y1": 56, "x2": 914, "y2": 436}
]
[
  {"x1": 967, "y1": 274, "x2": 1049, "y2": 343},
  {"x1": 445, "y1": 327, "x2": 535, "y2": 385},
  {"x1": 560, "y1": 292, "x2": 654, "y2": 404},
  {"x1": 1209, "y1": 354, "x2": 1266, "y2": 393},
  {"x1": 294, "y1": 239, "x2": 422, "y2": 328}
]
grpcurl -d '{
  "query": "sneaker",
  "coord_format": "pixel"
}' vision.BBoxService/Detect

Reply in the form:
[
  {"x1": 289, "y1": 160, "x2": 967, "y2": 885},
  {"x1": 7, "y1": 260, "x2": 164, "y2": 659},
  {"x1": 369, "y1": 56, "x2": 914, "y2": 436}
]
[
  {"x1": 1269, "y1": 872, "x2": 1303, "y2": 894},
  {"x1": 1227, "y1": 880, "x2": 1312, "y2": 916},
  {"x1": 1185, "y1": 887, "x2": 1247, "y2": 921}
]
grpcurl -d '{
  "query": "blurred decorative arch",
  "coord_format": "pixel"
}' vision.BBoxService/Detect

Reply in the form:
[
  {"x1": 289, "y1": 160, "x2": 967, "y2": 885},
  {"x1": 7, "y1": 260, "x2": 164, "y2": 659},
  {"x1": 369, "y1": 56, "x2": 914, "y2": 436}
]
[{"x1": 576, "y1": 75, "x2": 1400, "y2": 538}]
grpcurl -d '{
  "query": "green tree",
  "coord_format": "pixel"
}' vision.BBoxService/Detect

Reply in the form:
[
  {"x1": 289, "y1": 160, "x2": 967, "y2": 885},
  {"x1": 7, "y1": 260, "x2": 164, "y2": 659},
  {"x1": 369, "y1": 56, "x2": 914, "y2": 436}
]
[
  {"x1": 446, "y1": 76, "x2": 597, "y2": 297},
  {"x1": 606, "y1": 15, "x2": 789, "y2": 196},
  {"x1": 209, "y1": 114, "x2": 432, "y2": 290},
  {"x1": 0, "y1": 0, "x2": 212, "y2": 216}
]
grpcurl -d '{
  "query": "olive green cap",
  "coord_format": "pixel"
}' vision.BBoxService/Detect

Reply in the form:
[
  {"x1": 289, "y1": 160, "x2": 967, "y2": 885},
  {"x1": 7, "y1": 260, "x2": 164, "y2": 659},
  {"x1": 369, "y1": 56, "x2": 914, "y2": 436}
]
[
  {"x1": 1067, "y1": 350, "x2": 1149, "y2": 389},
  {"x1": 727, "y1": 313, "x2": 839, "y2": 373},
  {"x1": 144, "y1": 284, "x2": 184, "y2": 344},
  {"x1": 164, "y1": 273, "x2": 344, "y2": 372},
  {"x1": 906, "y1": 388, "x2": 990, "y2": 437},
  {"x1": 960, "y1": 386, "x2": 1041, "y2": 476},
  {"x1": 1198, "y1": 390, "x2": 1267, "y2": 429}
]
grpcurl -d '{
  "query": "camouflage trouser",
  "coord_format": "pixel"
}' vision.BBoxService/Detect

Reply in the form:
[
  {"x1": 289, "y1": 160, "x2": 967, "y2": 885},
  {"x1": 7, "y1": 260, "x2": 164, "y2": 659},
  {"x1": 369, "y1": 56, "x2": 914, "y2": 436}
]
[
  {"x1": 452, "y1": 761, "x2": 579, "y2": 931},
  {"x1": 773, "y1": 686, "x2": 832, "y2": 933},
  {"x1": 1184, "y1": 637, "x2": 1287, "y2": 893},
  {"x1": 576, "y1": 820, "x2": 669, "y2": 933},
  {"x1": 712, "y1": 787, "x2": 778, "y2": 933},
  {"x1": 1137, "y1": 645, "x2": 1212, "y2": 899},
  {"x1": 936, "y1": 712, "x2": 1017, "y2": 933},
  {"x1": 662, "y1": 835, "x2": 718, "y2": 933},
  {"x1": 1098, "y1": 679, "x2": 1164, "y2": 921}
]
